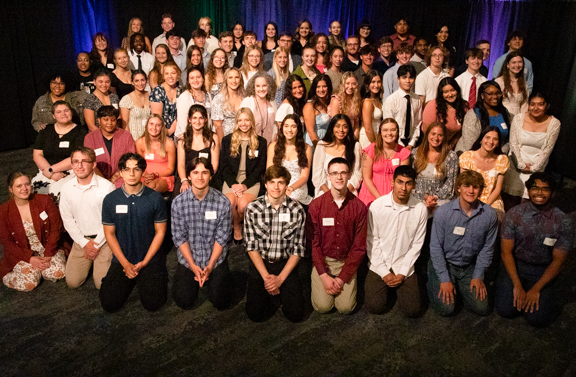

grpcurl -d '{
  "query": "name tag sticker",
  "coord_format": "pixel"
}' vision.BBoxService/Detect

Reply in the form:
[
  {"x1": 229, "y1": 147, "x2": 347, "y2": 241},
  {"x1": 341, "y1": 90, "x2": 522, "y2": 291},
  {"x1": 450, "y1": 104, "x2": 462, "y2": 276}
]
[
  {"x1": 279, "y1": 213, "x2": 290, "y2": 222},
  {"x1": 544, "y1": 237, "x2": 557, "y2": 246},
  {"x1": 59, "y1": 141, "x2": 70, "y2": 148},
  {"x1": 199, "y1": 152, "x2": 209, "y2": 159},
  {"x1": 112, "y1": 103, "x2": 119, "y2": 109},
  {"x1": 488, "y1": 170, "x2": 498, "y2": 177},
  {"x1": 145, "y1": 153, "x2": 155, "y2": 160},
  {"x1": 95, "y1": 147, "x2": 105, "y2": 156},
  {"x1": 116, "y1": 205, "x2": 128, "y2": 214},
  {"x1": 254, "y1": 150, "x2": 259, "y2": 157},
  {"x1": 392, "y1": 158, "x2": 400, "y2": 166},
  {"x1": 501, "y1": 122, "x2": 508, "y2": 130},
  {"x1": 267, "y1": 107, "x2": 274, "y2": 114},
  {"x1": 205, "y1": 211, "x2": 217, "y2": 220},
  {"x1": 323, "y1": 218, "x2": 335, "y2": 226},
  {"x1": 107, "y1": 63, "x2": 114, "y2": 69},
  {"x1": 39, "y1": 211, "x2": 48, "y2": 221},
  {"x1": 453, "y1": 226, "x2": 466, "y2": 236}
]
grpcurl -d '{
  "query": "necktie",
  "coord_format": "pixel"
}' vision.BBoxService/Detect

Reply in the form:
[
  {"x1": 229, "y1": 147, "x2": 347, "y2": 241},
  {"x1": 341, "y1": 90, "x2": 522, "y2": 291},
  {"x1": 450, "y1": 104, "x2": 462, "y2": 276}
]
[
  {"x1": 404, "y1": 94, "x2": 411, "y2": 143},
  {"x1": 469, "y1": 76, "x2": 477, "y2": 108},
  {"x1": 137, "y1": 54, "x2": 142, "y2": 71}
]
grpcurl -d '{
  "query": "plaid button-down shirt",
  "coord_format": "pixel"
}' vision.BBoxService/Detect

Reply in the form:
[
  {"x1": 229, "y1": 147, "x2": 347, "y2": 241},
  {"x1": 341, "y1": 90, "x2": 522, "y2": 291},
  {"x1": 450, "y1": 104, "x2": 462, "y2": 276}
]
[
  {"x1": 171, "y1": 188, "x2": 231, "y2": 269},
  {"x1": 244, "y1": 195, "x2": 306, "y2": 260}
]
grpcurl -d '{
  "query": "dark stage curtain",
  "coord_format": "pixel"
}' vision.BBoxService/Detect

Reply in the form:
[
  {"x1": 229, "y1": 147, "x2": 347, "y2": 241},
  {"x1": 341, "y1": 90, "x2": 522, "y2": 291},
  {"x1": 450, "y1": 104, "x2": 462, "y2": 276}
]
[{"x1": 1, "y1": 0, "x2": 575, "y2": 179}]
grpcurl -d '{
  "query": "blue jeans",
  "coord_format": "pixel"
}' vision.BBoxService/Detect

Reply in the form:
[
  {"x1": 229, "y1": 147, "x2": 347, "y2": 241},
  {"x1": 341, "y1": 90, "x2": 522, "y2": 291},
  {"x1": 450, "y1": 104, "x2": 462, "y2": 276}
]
[
  {"x1": 427, "y1": 260, "x2": 489, "y2": 316},
  {"x1": 495, "y1": 261, "x2": 559, "y2": 328}
]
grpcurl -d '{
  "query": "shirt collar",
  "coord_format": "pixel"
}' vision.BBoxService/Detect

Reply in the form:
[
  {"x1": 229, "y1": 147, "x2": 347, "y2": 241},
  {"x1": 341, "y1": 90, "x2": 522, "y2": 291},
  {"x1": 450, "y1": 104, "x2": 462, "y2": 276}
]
[
  {"x1": 264, "y1": 194, "x2": 288, "y2": 209},
  {"x1": 450, "y1": 198, "x2": 484, "y2": 217},
  {"x1": 330, "y1": 190, "x2": 354, "y2": 208},
  {"x1": 121, "y1": 184, "x2": 145, "y2": 197},
  {"x1": 190, "y1": 187, "x2": 215, "y2": 202},
  {"x1": 527, "y1": 201, "x2": 555, "y2": 219},
  {"x1": 382, "y1": 191, "x2": 418, "y2": 208},
  {"x1": 73, "y1": 173, "x2": 98, "y2": 189}
]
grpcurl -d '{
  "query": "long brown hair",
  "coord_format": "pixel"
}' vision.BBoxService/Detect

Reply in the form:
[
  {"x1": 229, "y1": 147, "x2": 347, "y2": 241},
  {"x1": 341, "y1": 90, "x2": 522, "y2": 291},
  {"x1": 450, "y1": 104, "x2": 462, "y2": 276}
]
[
  {"x1": 182, "y1": 105, "x2": 214, "y2": 151},
  {"x1": 414, "y1": 122, "x2": 450, "y2": 177},
  {"x1": 150, "y1": 44, "x2": 175, "y2": 86},
  {"x1": 499, "y1": 51, "x2": 528, "y2": 106},
  {"x1": 205, "y1": 48, "x2": 229, "y2": 91},
  {"x1": 374, "y1": 118, "x2": 399, "y2": 163},
  {"x1": 273, "y1": 114, "x2": 308, "y2": 169}
]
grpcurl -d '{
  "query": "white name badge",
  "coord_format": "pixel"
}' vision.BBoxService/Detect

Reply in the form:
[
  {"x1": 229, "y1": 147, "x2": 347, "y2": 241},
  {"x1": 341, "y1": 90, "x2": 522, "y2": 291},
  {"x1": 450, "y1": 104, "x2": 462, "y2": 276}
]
[
  {"x1": 254, "y1": 150, "x2": 259, "y2": 157},
  {"x1": 543, "y1": 237, "x2": 557, "y2": 246},
  {"x1": 39, "y1": 211, "x2": 48, "y2": 220},
  {"x1": 116, "y1": 205, "x2": 128, "y2": 213},
  {"x1": 488, "y1": 170, "x2": 498, "y2": 177},
  {"x1": 59, "y1": 141, "x2": 70, "y2": 148},
  {"x1": 279, "y1": 213, "x2": 290, "y2": 222},
  {"x1": 107, "y1": 63, "x2": 115, "y2": 69},
  {"x1": 112, "y1": 103, "x2": 119, "y2": 109},
  {"x1": 453, "y1": 226, "x2": 466, "y2": 236},
  {"x1": 501, "y1": 122, "x2": 508, "y2": 130},
  {"x1": 95, "y1": 147, "x2": 105, "y2": 156},
  {"x1": 267, "y1": 107, "x2": 274, "y2": 114},
  {"x1": 392, "y1": 158, "x2": 400, "y2": 166},
  {"x1": 205, "y1": 211, "x2": 217, "y2": 220},
  {"x1": 323, "y1": 218, "x2": 335, "y2": 226},
  {"x1": 145, "y1": 153, "x2": 155, "y2": 160},
  {"x1": 199, "y1": 152, "x2": 209, "y2": 159}
]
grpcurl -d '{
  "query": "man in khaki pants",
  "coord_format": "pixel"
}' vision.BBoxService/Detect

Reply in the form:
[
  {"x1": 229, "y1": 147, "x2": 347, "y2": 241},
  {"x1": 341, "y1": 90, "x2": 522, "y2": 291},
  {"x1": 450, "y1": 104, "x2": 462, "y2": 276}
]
[
  {"x1": 308, "y1": 157, "x2": 368, "y2": 314},
  {"x1": 59, "y1": 146, "x2": 115, "y2": 289}
]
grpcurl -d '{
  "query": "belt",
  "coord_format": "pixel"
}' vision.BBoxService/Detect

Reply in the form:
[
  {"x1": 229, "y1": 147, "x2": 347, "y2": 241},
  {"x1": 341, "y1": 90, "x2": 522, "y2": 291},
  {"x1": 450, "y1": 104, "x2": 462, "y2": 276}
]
[
  {"x1": 262, "y1": 258, "x2": 288, "y2": 264},
  {"x1": 84, "y1": 235, "x2": 97, "y2": 239}
]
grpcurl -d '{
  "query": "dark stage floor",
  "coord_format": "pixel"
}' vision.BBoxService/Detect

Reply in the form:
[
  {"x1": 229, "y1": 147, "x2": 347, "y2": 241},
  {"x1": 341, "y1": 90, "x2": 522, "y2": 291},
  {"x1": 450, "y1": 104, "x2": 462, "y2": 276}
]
[{"x1": 1, "y1": 147, "x2": 576, "y2": 376}]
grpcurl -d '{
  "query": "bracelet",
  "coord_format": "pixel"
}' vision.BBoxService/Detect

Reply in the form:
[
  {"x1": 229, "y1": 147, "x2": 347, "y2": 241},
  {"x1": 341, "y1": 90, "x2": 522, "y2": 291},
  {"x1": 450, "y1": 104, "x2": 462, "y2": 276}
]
[{"x1": 181, "y1": 178, "x2": 189, "y2": 183}]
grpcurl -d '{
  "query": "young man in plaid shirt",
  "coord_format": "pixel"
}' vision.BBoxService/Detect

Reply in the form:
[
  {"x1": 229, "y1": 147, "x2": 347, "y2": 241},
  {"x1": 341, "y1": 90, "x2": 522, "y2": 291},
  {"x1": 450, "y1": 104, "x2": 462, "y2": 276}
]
[{"x1": 244, "y1": 165, "x2": 307, "y2": 322}]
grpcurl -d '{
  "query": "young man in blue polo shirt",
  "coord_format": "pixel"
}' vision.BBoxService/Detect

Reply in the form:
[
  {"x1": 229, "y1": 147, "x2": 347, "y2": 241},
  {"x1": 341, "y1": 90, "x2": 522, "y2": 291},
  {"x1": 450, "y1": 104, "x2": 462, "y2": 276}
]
[{"x1": 99, "y1": 153, "x2": 168, "y2": 312}]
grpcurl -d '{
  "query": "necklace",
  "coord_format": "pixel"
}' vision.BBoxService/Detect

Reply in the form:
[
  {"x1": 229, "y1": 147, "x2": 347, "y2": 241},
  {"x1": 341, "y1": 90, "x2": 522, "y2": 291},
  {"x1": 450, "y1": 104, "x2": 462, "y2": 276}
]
[{"x1": 255, "y1": 98, "x2": 272, "y2": 137}]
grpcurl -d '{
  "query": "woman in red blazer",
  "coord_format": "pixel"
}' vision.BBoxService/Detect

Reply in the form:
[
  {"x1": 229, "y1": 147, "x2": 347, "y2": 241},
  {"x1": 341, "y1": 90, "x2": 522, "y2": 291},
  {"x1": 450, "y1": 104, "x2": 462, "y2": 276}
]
[{"x1": 0, "y1": 172, "x2": 66, "y2": 291}]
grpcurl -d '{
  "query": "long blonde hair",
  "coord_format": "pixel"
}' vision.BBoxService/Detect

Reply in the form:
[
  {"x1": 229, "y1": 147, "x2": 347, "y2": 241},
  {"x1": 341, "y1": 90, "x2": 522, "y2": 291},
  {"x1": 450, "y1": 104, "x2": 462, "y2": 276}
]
[
  {"x1": 230, "y1": 108, "x2": 259, "y2": 159},
  {"x1": 414, "y1": 122, "x2": 450, "y2": 177},
  {"x1": 240, "y1": 45, "x2": 264, "y2": 77},
  {"x1": 221, "y1": 68, "x2": 246, "y2": 113},
  {"x1": 337, "y1": 72, "x2": 361, "y2": 121},
  {"x1": 272, "y1": 47, "x2": 289, "y2": 88},
  {"x1": 143, "y1": 114, "x2": 167, "y2": 158}
]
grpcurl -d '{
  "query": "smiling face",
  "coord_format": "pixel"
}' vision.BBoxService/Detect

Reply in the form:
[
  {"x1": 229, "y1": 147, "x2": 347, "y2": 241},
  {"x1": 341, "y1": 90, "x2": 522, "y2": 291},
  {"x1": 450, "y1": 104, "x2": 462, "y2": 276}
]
[
  {"x1": 265, "y1": 177, "x2": 287, "y2": 200},
  {"x1": 189, "y1": 162, "x2": 211, "y2": 191},
  {"x1": 369, "y1": 75, "x2": 382, "y2": 95},
  {"x1": 466, "y1": 55, "x2": 482, "y2": 72},
  {"x1": 52, "y1": 104, "x2": 73, "y2": 124},
  {"x1": 427, "y1": 126, "x2": 445, "y2": 148},
  {"x1": 442, "y1": 84, "x2": 457, "y2": 103},
  {"x1": 49, "y1": 77, "x2": 66, "y2": 96},
  {"x1": 282, "y1": 118, "x2": 298, "y2": 140},
  {"x1": 132, "y1": 73, "x2": 147, "y2": 91},
  {"x1": 190, "y1": 49, "x2": 202, "y2": 66},
  {"x1": 247, "y1": 50, "x2": 261, "y2": 68},
  {"x1": 254, "y1": 77, "x2": 269, "y2": 99},
  {"x1": 330, "y1": 49, "x2": 344, "y2": 68},
  {"x1": 219, "y1": 36, "x2": 233, "y2": 53},
  {"x1": 193, "y1": 35, "x2": 206, "y2": 49},
  {"x1": 114, "y1": 50, "x2": 129, "y2": 69},
  {"x1": 360, "y1": 52, "x2": 374, "y2": 66},
  {"x1": 507, "y1": 56, "x2": 524, "y2": 75},
  {"x1": 265, "y1": 24, "x2": 276, "y2": 39},
  {"x1": 237, "y1": 112, "x2": 253, "y2": 133},
  {"x1": 147, "y1": 116, "x2": 163, "y2": 138},
  {"x1": 168, "y1": 35, "x2": 180, "y2": 51},
  {"x1": 278, "y1": 35, "x2": 293, "y2": 50},
  {"x1": 233, "y1": 24, "x2": 243, "y2": 39},
  {"x1": 458, "y1": 183, "x2": 481, "y2": 204},
  {"x1": 395, "y1": 20, "x2": 408, "y2": 35},
  {"x1": 346, "y1": 38, "x2": 359, "y2": 55},
  {"x1": 329, "y1": 21, "x2": 341, "y2": 37},
  {"x1": 398, "y1": 73, "x2": 414, "y2": 92},
  {"x1": 94, "y1": 74, "x2": 111, "y2": 94},
  {"x1": 299, "y1": 22, "x2": 311, "y2": 38},
  {"x1": 316, "y1": 36, "x2": 328, "y2": 54},
  {"x1": 291, "y1": 80, "x2": 304, "y2": 99},
  {"x1": 77, "y1": 53, "x2": 90, "y2": 72},
  {"x1": 379, "y1": 42, "x2": 393, "y2": 59},
  {"x1": 480, "y1": 130, "x2": 499, "y2": 153},
  {"x1": 188, "y1": 67, "x2": 205, "y2": 89},
  {"x1": 199, "y1": 19, "x2": 211, "y2": 34},
  {"x1": 396, "y1": 50, "x2": 411, "y2": 65},
  {"x1": 212, "y1": 50, "x2": 226, "y2": 69},
  {"x1": 9, "y1": 176, "x2": 31, "y2": 201},
  {"x1": 332, "y1": 119, "x2": 349, "y2": 141},
  {"x1": 528, "y1": 96, "x2": 548, "y2": 118},
  {"x1": 328, "y1": 162, "x2": 351, "y2": 191},
  {"x1": 133, "y1": 34, "x2": 145, "y2": 53},
  {"x1": 155, "y1": 46, "x2": 168, "y2": 63},
  {"x1": 302, "y1": 48, "x2": 316, "y2": 67},
  {"x1": 508, "y1": 36, "x2": 523, "y2": 51},
  {"x1": 344, "y1": 77, "x2": 358, "y2": 95},
  {"x1": 316, "y1": 79, "x2": 329, "y2": 99},
  {"x1": 274, "y1": 50, "x2": 288, "y2": 69},
  {"x1": 226, "y1": 70, "x2": 241, "y2": 90},
  {"x1": 430, "y1": 48, "x2": 444, "y2": 68},
  {"x1": 188, "y1": 110, "x2": 206, "y2": 132},
  {"x1": 131, "y1": 19, "x2": 142, "y2": 33},
  {"x1": 71, "y1": 151, "x2": 96, "y2": 179},
  {"x1": 95, "y1": 36, "x2": 107, "y2": 52},
  {"x1": 380, "y1": 121, "x2": 398, "y2": 144},
  {"x1": 478, "y1": 43, "x2": 490, "y2": 61},
  {"x1": 415, "y1": 39, "x2": 428, "y2": 57},
  {"x1": 163, "y1": 66, "x2": 178, "y2": 86},
  {"x1": 161, "y1": 17, "x2": 174, "y2": 33},
  {"x1": 359, "y1": 26, "x2": 371, "y2": 39},
  {"x1": 481, "y1": 85, "x2": 502, "y2": 108},
  {"x1": 437, "y1": 26, "x2": 449, "y2": 43},
  {"x1": 528, "y1": 179, "x2": 552, "y2": 207}
]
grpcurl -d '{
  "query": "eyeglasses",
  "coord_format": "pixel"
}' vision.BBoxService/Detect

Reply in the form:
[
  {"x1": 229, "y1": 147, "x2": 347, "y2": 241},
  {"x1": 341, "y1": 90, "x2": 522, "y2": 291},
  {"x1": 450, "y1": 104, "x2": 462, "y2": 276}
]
[
  {"x1": 328, "y1": 171, "x2": 349, "y2": 177},
  {"x1": 529, "y1": 186, "x2": 551, "y2": 194},
  {"x1": 121, "y1": 168, "x2": 143, "y2": 174},
  {"x1": 71, "y1": 159, "x2": 93, "y2": 166},
  {"x1": 50, "y1": 81, "x2": 65, "y2": 86}
]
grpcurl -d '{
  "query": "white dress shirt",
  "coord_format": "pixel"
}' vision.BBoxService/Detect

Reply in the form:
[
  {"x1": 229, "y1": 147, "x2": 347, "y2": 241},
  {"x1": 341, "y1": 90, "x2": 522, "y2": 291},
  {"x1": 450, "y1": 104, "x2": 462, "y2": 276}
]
[
  {"x1": 414, "y1": 67, "x2": 450, "y2": 102},
  {"x1": 382, "y1": 88, "x2": 423, "y2": 147},
  {"x1": 59, "y1": 173, "x2": 115, "y2": 248},
  {"x1": 367, "y1": 192, "x2": 428, "y2": 278},
  {"x1": 455, "y1": 70, "x2": 487, "y2": 102},
  {"x1": 152, "y1": 34, "x2": 187, "y2": 55},
  {"x1": 128, "y1": 50, "x2": 154, "y2": 75}
]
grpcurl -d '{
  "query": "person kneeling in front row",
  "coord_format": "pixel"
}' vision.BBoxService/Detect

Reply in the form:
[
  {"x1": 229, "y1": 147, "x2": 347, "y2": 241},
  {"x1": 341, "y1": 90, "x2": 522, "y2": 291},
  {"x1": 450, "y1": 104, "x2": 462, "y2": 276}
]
[
  {"x1": 244, "y1": 165, "x2": 307, "y2": 322},
  {"x1": 427, "y1": 170, "x2": 498, "y2": 316},
  {"x1": 495, "y1": 172, "x2": 573, "y2": 327},
  {"x1": 171, "y1": 157, "x2": 233, "y2": 310},
  {"x1": 99, "y1": 153, "x2": 168, "y2": 312},
  {"x1": 365, "y1": 166, "x2": 427, "y2": 317}
]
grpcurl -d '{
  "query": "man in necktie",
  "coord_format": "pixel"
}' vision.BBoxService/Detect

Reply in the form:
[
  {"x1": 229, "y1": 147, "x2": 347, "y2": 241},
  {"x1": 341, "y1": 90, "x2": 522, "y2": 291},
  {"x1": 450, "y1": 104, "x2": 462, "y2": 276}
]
[{"x1": 455, "y1": 48, "x2": 487, "y2": 108}]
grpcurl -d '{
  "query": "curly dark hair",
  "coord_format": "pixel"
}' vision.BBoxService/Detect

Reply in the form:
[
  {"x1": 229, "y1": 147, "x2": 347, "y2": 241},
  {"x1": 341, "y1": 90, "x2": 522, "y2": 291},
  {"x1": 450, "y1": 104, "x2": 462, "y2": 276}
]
[
  {"x1": 435, "y1": 77, "x2": 468, "y2": 125},
  {"x1": 273, "y1": 114, "x2": 308, "y2": 169}
]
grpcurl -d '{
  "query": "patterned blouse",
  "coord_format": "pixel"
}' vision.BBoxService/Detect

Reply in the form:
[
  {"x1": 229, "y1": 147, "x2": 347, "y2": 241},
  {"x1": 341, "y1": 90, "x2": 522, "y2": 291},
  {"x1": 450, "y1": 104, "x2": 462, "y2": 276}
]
[
  {"x1": 150, "y1": 85, "x2": 182, "y2": 129},
  {"x1": 84, "y1": 93, "x2": 120, "y2": 127},
  {"x1": 211, "y1": 92, "x2": 238, "y2": 137},
  {"x1": 119, "y1": 94, "x2": 151, "y2": 140},
  {"x1": 411, "y1": 148, "x2": 459, "y2": 207}
]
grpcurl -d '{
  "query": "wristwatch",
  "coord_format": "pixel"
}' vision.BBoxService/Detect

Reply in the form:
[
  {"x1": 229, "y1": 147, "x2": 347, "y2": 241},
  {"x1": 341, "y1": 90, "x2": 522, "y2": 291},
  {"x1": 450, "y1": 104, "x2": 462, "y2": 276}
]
[{"x1": 48, "y1": 167, "x2": 53, "y2": 173}]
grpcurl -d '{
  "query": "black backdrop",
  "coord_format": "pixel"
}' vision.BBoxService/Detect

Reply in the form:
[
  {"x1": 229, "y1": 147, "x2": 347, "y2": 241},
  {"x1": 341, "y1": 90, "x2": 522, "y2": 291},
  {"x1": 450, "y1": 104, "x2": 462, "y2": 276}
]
[{"x1": 1, "y1": 0, "x2": 575, "y2": 178}]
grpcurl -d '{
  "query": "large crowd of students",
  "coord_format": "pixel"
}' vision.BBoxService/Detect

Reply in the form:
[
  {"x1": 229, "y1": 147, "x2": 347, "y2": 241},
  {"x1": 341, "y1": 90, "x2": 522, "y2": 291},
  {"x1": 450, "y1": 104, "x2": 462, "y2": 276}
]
[{"x1": 1, "y1": 14, "x2": 571, "y2": 328}]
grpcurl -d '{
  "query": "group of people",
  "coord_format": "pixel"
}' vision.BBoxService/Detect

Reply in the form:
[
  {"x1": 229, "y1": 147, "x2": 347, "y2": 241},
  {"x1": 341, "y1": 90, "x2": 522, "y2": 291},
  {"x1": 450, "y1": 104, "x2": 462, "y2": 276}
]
[{"x1": 3, "y1": 14, "x2": 570, "y2": 328}]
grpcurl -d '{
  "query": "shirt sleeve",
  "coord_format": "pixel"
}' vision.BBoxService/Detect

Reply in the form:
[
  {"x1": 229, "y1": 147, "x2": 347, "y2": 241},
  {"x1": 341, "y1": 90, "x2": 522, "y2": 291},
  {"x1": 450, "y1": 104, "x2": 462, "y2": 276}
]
[
  {"x1": 366, "y1": 204, "x2": 390, "y2": 278},
  {"x1": 430, "y1": 207, "x2": 451, "y2": 283},
  {"x1": 554, "y1": 213, "x2": 573, "y2": 252},
  {"x1": 101, "y1": 195, "x2": 115, "y2": 226},
  {"x1": 59, "y1": 191, "x2": 89, "y2": 248},
  {"x1": 311, "y1": 143, "x2": 327, "y2": 193},
  {"x1": 500, "y1": 209, "x2": 517, "y2": 240},
  {"x1": 291, "y1": 206, "x2": 306, "y2": 257},
  {"x1": 175, "y1": 94, "x2": 190, "y2": 139},
  {"x1": 414, "y1": 74, "x2": 426, "y2": 96},
  {"x1": 348, "y1": 143, "x2": 363, "y2": 191},
  {"x1": 473, "y1": 208, "x2": 498, "y2": 280},
  {"x1": 154, "y1": 193, "x2": 168, "y2": 223},
  {"x1": 243, "y1": 203, "x2": 259, "y2": 252},
  {"x1": 455, "y1": 110, "x2": 481, "y2": 153},
  {"x1": 338, "y1": 203, "x2": 368, "y2": 283},
  {"x1": 399, "y1": 204, "x2": 428, "y2": 277},
  {"x1": 170, "y1": 197, "x2": 188, "y2": 248},
  {"x1": 309, "y1": 200, "x2": 329, "y2": 276},
  {"x1": 215, "y1": 198, "x2": 232, "y2": 248}
]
